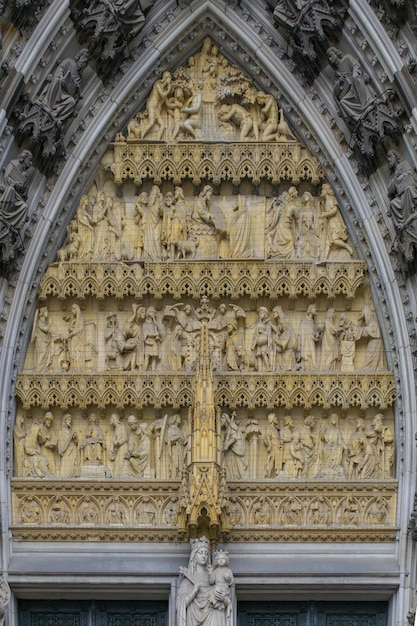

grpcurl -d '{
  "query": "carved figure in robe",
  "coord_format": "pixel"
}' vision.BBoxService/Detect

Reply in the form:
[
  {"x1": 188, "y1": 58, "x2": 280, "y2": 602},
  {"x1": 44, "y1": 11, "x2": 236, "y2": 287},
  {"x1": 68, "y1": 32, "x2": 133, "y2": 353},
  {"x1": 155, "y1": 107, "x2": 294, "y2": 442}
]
[
  {"x1": 298, "y1": 303, "x2": 321, "y2": 370},
  {"x1": 75, "y1": 195, "x2": 94, "y2": 259},
  {"x1": 104, "y1": 311, "x2": 137, "y2": 371},
  {"x1": 143, "y1": 185, "x2": 163, "y2": 260},
  {"x1": 367, "y1": 497, "x2": 389, "y2": 524},
  {"x1": 208, "y1": 550, "x2": 233, "y2": 622},
  {"x1": 340, "y1": 497, "x2": 360, "y2": 526},
  {"x1": 271, "y1": 310, "x2": 298, "y2": 371},
  {"x1": 82, "y1": 412, "x2": 105, "y2": 464},
  {"x1": 161, "y1": 191, "x2": 186, "y2": 259},
  {"x1": 125, "y1": 415, "x2": 151, "y2": 477},
  {"x1": 327, "y1": 47, "x2": 376, "y2": 125},
  {"x1": 136, "y1": 496, "x2": 156, "y2": 524},
  {"x1": 78, "y1": 496, "x2": 99, "y2": 524},
  {"x1": 357, "y1": 305, "x2": 385, "y2": 371},
  {"x1": 202, "y1": 43, "x2": 220, "y2": 89},
  {"x1": 21, "y1": 497, "x2": 41, "y2": 524},
  {"x1": 338, "y1": 314, "x2": 359, "y2": 372},
  {"x1": 263, "y1": 413, "x2": 282, "y2": 478},
  {"x1": 0, "y1": 150, "x2": 33, "y2": 262},
  {"x1": 257, "y1": 91, "x2": 279, "y2": 141},
  {"x1": 280, "y1": 415, "x2": 294, "y2": 472},
  {"x1": 37, "y1": 411, "x2": 57, "y2": 476},
  {"x1": 319, "y1": 184, "x2": 353, "y2": 258},
  {"x1": 191, "y1": 184, "x2": 213, "y2": 226},
  {"x1": 67, "y1": 304, "x2": 86, "y2": 370},
  {"x1": 309, "y1": 497, "x2": 331, "y2": 525},
  {"x1": 320, "y1": 307, "x2": 341, "y2": 371},
  {"x1": 109, "y1": 413, "x2": 129, "y2": 478},
  {"x1": 297, "y1": 415, "x2": 317, "y2": 478},
  {"x1": 189, "y1": 184, "x2": 225, "y2": 258},
  {"x1": 227, "y1": 196, "x2": 254, "y2": 258},
  {"x1": 105, "y1": 197, "x2": 124, "y2": 260},
  {"x1": 281, "y1": 497, "x2": 302, "y2": 525},
  {"x1": 221, "y1": 321, "x2": 246, "y2": 371},
  {"x1": 142, "y1": 306, "x2": 162, "y2": 371},
  {"x1": 14, "y1": 414, "x2": 26, "y2": 476},
  {"x1": 105, "y1": 496, "x2": 126, "y2": 524},
  {"x1": 296, "y1": 192, "x2": 320, "y2": 260},
  {"x1": 251, "y1": 306, "x2": 274, "y2": 371},
  {"x1": 58, "y1": 413, "x2": 80, "y2": 478},
  {"x1": 36, "y1": 49, "x2": 90, "y2": 123},
  {"x1": 111, "y1": 0, "x2": 148, "y2": 37},
  {"x1": 50, "y1": 496, "x2": 70, "y2": 524},
  {"x1": 281, "y1": 417, "x2": 304, "y2": 478},
  {"x1": 31, "y1": 306, "x2": 54, "y2": 371},
  {"x1": 91, "y1": 191, "x2": 109, "y2": 260},
  {"x1": 164, "y1": 495, "x2": 178, "y2": 525},
  {"x1": 142, "y1": 71, "x2": 172, "y2": 140},
  {"x1": 218, "y1": 103, "x2": 258, "y2": 141},
  {"x1": 347, "y1": 418, "x2": 367, "y2": 479},
  {"x1": 229, "y1": 497, "x2": 243, "y2": 526},
  {"x1": 387, "y1": 149, "x2": 417, "y2": 263},
  {"x1": 177, "y1": 536, "x2": 230, "y2": 626},
  {"x1": 123, "y1": 303, "x2": 146, "y2": 370},
  {"x1": 361, "y1": 414, "x2": 393, "y2": 479},
  {"x1": 315, "y1": 414, "x2": 346, "y2": 479},
  {"x1": 23, "y1": 421, "x2": 50, "y2": 478},
  {"x1": 166, "y1": 414, "x2": 188, "y2": 478},
  {"x1": 221, "y1": 412, "x2": 247, "y2": 479},
  {"x1": 266, "y1": 187, "x2": 299, "y2": 259},
  {"x1": 253, "y1": 496, "x2": 271, "y2": 525},
  {"x1": 169, "y1": 303, "x2": 201, "y2": 370}
]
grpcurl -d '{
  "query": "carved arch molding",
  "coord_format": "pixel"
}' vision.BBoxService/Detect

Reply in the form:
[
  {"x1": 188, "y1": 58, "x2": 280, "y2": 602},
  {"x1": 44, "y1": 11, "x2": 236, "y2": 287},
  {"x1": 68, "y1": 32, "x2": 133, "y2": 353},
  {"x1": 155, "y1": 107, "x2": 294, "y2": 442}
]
[{"x1": 10, "y1": 37, "x2": 398, "y2": 545}]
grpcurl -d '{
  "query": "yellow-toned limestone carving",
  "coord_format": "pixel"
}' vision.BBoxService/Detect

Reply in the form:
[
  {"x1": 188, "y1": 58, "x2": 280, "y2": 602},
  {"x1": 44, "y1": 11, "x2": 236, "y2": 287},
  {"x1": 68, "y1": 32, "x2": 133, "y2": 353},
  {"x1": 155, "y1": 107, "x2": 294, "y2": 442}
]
[{"x1": 13, "y1": 39, "x2": 396, "y2": 544}]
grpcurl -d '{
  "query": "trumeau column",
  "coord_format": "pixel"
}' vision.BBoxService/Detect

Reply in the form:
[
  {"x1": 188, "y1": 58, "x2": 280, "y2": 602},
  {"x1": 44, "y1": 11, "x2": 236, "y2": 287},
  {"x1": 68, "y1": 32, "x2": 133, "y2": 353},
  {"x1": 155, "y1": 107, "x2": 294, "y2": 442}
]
[{"x1": 0, "y1": 1, "x2": 417, "y2": 625}]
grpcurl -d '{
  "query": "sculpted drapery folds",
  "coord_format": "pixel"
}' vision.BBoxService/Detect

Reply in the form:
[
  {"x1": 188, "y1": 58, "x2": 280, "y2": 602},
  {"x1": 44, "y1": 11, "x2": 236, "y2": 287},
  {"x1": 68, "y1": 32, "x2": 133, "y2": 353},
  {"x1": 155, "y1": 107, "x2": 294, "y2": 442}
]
[
  {"x1": 387, "y1": 149, "x2": 417, "y2": 263},
  {"x1": 13, "y1": 39, "x2": 396, "y2": 545},
  {"x1": 0, "y1": 150, "x2": 33, "y2": 263},
  {"x1": 177, "y1": 537, "x2": 233, "y2": 626},
  {"x1": 37, "y1": 49, "x2": 90, "y2": 124}
]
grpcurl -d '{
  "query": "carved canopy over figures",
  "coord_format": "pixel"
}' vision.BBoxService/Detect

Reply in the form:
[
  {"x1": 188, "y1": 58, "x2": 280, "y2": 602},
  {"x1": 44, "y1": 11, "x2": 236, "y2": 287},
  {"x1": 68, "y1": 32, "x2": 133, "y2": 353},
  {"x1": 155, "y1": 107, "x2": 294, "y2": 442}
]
[{"x1": 13, "y1": 39, "x2": 396, "y2": 544}]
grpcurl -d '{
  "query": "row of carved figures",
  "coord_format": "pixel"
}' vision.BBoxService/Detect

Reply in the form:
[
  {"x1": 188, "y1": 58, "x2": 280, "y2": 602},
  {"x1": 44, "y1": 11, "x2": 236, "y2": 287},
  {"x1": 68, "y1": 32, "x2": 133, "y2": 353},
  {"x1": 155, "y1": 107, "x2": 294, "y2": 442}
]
[
  {"x1": 16, "y1": 490, "x2": 392, "y2": 528},
  {"x1": 59, "y1": 183, "x2": 353, "y2": 263},
  {"x1": 14, "y1": 410, "x2": 394, "y2": 481},
  {"x1": 221, "y1": 411, "x2": 393, "y2": 481},
  {"x1": 123, "y1": 37, "x2": 294, "y2": 144},
  {"x1": 29, "y1": 302, "x2": 386, "y2": 374}
]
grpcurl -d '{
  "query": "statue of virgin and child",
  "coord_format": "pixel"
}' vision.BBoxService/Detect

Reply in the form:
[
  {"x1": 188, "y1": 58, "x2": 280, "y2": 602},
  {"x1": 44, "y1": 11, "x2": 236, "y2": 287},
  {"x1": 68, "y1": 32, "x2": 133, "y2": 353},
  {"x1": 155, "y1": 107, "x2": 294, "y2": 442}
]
[{"x1": 177, "y1": 537, "x2": 234, "y2": 626}]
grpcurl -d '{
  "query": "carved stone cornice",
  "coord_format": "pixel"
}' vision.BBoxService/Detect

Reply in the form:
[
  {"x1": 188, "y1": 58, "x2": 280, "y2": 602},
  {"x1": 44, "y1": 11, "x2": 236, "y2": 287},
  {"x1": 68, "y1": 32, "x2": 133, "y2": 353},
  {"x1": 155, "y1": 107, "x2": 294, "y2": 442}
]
[
  {"x1": 11, "y1": 478, "x2": 397, "y2": 543},
  {"x1": 109, "y1": 140, "x2": 324, "y2": 187},
  {"x1": 15, "y1": 371, "x2": 396, "y2": 410},
  {"x1": 38, "y1": 260, "x2": 367, "y2": 302}
]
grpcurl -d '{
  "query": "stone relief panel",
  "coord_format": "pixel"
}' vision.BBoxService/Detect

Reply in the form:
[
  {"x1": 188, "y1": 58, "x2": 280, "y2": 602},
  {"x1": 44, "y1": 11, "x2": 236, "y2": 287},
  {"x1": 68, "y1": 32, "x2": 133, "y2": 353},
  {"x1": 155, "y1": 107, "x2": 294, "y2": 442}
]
[
  {"x1": 22, "y1": 298, "x2": 388, "y2": 375},
  {"x1": 13, "y1": 407, "x2": 395, "y2": 483},
  {"x1": 50, "y1": 184, "x2": 355, "y2": 264},
  {"x1": 12, "y1": 39, "x2": 397, "y2": 543}
]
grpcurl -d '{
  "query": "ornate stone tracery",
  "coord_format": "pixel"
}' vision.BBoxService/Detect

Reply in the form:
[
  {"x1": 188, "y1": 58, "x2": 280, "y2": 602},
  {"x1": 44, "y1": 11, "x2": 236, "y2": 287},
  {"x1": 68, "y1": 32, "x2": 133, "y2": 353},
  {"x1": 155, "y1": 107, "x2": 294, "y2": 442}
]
[{"x1": 12, "y1": 39, "x2": 396, "y2": 544}]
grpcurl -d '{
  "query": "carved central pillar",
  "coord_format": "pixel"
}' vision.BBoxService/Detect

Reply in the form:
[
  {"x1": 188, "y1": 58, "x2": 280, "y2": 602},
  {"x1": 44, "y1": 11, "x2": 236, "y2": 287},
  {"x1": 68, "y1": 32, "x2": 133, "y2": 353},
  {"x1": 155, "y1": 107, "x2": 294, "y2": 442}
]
[{"x1": 177, "y1": 299, "x2": 228, "y2": 544}]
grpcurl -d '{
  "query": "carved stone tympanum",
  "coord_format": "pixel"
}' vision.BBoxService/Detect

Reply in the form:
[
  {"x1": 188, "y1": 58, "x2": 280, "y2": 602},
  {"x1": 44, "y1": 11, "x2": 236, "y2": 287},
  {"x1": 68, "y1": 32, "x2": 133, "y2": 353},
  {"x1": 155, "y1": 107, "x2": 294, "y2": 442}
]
[{"x1": 12, "y1": 39, "x2": 396, "y2": 545}]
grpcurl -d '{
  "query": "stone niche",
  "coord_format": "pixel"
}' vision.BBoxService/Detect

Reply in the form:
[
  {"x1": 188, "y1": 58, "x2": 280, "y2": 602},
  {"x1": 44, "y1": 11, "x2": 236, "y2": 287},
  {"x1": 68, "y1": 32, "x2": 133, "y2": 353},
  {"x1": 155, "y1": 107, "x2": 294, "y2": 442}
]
[{"x1": 13, "y1": 38, "x2": 396, "y2": 543}]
